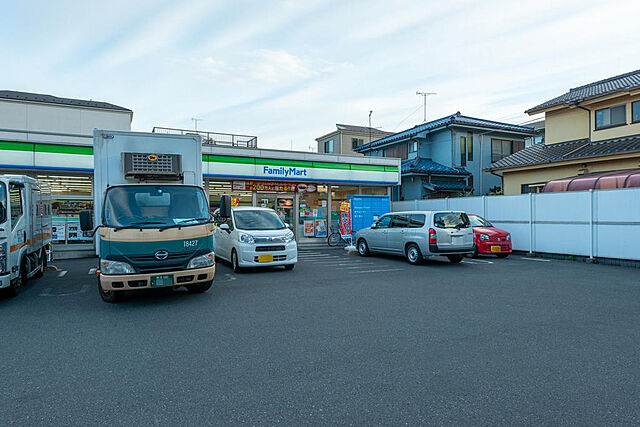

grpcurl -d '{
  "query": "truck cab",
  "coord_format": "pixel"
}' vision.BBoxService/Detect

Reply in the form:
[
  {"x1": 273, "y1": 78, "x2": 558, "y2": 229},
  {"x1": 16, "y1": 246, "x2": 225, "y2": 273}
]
[
  {"x1": 0, "y1": 176, "x2": 52, "y2": 298},
  {"x1": 83, "y1": 130, "x2": 215, "y2": 302}
]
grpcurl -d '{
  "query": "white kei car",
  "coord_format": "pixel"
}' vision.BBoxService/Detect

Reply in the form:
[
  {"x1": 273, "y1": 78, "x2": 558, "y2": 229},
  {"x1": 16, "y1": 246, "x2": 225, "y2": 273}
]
[{"x1": 214, "y1": 207, "x2": 297, "y2": 272}]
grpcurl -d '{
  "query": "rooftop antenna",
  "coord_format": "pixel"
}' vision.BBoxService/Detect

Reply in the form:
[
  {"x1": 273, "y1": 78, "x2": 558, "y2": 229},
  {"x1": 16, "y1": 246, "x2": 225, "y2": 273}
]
[
  {"x1": 368, "y1": 110, "x2": 373, "y2": 143},
  {"x1": 191, "y1": 117, "x2": 202, "y2": 132},
  {"x1": 416, "y1": 91, "x2": 437, "y2": 122}
]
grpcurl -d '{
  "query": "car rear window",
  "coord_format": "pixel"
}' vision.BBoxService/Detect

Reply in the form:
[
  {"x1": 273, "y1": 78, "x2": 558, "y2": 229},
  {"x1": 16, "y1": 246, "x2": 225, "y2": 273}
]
[
  {"x1": 433, "y1": 212, "x2": 470, "y2": 229},
  {"x1": 408, "y1": 214, "x2": 425, "y2": 228}
]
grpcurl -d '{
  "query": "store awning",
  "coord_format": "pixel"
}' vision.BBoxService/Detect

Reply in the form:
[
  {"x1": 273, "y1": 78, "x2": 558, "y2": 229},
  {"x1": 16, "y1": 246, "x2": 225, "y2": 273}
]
[{"x1": 423, "y1": 181, "x2": 472, "y2": 192}]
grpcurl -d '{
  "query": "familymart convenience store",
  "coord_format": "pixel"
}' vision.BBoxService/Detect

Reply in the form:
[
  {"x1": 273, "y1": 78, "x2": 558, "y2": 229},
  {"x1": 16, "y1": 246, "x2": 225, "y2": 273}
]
[
  {"x1": 0, "y1": 140, "x2": 400, "y2": 244},
  {"x1": 203, "y1": 145, "x2": 401, "y2": 240}
]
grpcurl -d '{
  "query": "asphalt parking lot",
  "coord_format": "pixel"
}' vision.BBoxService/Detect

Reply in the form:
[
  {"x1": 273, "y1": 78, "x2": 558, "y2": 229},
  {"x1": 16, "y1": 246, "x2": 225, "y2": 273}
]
[{"x1": 1, "y1": 250, "x2": 639, "y2": 425}]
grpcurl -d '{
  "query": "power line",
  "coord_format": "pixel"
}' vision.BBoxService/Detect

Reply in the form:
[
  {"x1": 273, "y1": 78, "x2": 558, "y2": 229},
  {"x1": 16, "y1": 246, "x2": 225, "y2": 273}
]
[{"x1": 393, "y1": 103, "x2": 424, "y2": 131}]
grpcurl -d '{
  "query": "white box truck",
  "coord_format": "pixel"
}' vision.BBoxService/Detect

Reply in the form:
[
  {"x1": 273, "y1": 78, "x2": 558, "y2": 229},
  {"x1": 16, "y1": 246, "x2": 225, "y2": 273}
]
[
  {"x1": 0, "y1": 175, "x2": 52, "y2": 298},
  {"x1": 80, "y1": 130, "x2": 216, "y2": 303}
]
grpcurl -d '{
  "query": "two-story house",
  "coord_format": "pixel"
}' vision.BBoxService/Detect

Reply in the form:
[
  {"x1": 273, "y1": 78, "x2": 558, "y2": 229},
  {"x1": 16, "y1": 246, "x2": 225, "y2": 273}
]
[
  {"x1": 487, "y1": 69, "x2": 640, "y2": 194},
  {"x1": 355, "y1": 112, "x2": 537, "y2": 200},
  {"x1": 316, "y1": 124, "x2": 393, "y2": 155}
]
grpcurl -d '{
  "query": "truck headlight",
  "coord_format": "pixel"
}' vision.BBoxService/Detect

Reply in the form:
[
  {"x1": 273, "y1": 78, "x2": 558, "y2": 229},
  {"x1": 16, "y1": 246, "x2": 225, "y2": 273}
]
[
  {"x1": 239, "y1": 233, "x2": 255, "y2": 244},
  {"x1": 479, "y1": 233, "x2": 490, "y2": 241},
  {"x1": 187, "y1": 252, "x2": 215, "y2": 269},
  {"x1": 283, "y1": 230, "x2": 295, "y2": 243},
  {"x1": 100, "y1": 259, "x2": 135, "y2": 275},
  {"x1": 0, "y1": 242, "x2": 6, "y2": 274}
]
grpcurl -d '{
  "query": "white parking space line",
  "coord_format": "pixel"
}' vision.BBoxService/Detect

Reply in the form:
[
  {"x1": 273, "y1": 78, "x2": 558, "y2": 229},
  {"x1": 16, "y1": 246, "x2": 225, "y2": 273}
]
[
  {"x1": 88, "y1": 268, "x2": 96, "y2": 275},
  {"x1": 338, "y1": 262, "x2": 377, "y2": 266},
  {"x1": 520, "y1": 257, "x2": 551, "y2": 262},
  {"x1": 58, "y1": 270, "x2": 67, "y2": 277},
  {"x1": 469, "y1": 259, "x2": 494, "y2": 264},
  {"x1": 462, "y1": 260, "x2": 481, "y2": 265},
  {"x1": 349, "y1": 268, "x2": 404, "y2": 274}
]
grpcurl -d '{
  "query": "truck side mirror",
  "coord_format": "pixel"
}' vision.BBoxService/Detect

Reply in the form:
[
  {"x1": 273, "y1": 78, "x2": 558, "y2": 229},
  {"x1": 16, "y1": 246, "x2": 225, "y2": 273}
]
[
  {"x1": 219, "y1": 195, "x2": 232, "y2": 218},
  {"x1": 79, "y1": 210, "x2": 93, "y2": 231}
]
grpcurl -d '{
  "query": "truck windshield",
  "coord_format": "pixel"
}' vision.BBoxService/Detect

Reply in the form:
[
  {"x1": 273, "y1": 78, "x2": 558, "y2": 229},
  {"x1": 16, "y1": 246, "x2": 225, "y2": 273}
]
[
  {"x1": 233, "y1": 210, "x2": 286, "y2": 230},
  {"x1": 0, "y1": 182, "x2": 6, "y2": 224},
  {"x1": 103, "y1": 185, "x2": 208, "y2": 229}
]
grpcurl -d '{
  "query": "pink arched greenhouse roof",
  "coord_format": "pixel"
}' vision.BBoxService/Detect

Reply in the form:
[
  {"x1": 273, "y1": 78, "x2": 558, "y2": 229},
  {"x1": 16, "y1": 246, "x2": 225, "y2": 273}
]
[{"x1": 543, "y1": 169, "x2": 640, "y2": 192}]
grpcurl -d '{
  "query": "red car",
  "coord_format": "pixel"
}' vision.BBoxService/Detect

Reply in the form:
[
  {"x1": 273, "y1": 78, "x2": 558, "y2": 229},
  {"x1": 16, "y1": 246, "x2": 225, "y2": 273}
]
[{"x1": 467, "y1": 214, "x2": 512, "y2": 258}]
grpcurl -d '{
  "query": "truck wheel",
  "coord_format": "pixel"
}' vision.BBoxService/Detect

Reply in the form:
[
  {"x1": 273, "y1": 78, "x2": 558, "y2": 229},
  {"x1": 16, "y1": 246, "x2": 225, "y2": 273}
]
[
  {"x1": 405, "y1": 244, "x2": 423, "y2": 265},
  {"x1": 99, "y1": 279, "x2": 124, "y2": 303},
  {"x1": 447, "y1": 255, "x2": 463, "y2": 263},
  {"x1": 1, "y1": 261, "x2": 25, "y2": 298},
  {"x1": 33, "y1": 249, "x2": 46, "y2": 279},
  {"x1": 187, "y1": 280, "x2": 213, "y2": 293}
]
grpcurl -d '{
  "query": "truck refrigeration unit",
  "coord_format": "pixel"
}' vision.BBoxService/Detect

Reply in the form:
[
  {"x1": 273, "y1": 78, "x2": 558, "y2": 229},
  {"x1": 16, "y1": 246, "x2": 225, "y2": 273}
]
[
  {"x1": 0, "y1": 175, "x2": 52, "y2": 298},
  {"x1": 80, "y1": 130, "x2": 216, "y2": 303}
]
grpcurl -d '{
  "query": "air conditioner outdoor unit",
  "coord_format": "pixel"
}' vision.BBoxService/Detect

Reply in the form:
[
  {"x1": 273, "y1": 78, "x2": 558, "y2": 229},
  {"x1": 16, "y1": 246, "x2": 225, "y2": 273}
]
[{"x1": 122, "y1": 152, "x2": 182, "y2": 181}]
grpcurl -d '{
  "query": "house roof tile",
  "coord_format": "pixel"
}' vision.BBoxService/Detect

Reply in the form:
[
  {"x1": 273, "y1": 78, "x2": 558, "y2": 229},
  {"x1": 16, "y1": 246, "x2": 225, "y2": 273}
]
[
  {"x1": 487, "y1": 134, "x2": 640, "y2": 171},
  {"x1": 525, "y1": 69, "x2": 640, "y2": 114},
  {"x1": 355, "y1": 112, "x2": 536, "y2": 152},
  {"x1": 402, "y1": 157, "x2": 471, "y2": 175}
]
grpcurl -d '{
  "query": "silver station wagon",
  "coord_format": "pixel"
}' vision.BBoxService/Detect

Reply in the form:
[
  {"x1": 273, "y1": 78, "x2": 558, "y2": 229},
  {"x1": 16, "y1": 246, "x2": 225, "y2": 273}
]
[{"x1": 355, "y1": 210, "x2": 475, "y2": 264}]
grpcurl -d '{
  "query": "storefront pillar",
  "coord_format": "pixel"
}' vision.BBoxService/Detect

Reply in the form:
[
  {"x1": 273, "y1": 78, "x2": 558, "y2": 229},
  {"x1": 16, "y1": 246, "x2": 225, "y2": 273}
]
[
  {"x1": 293, "y1": 192, "x2": 300, "y2": 240},
  {"x1": 252, "y1": 190, "x2": 257, "y2": 206},
  {"x1": 327, "y1": 184, "x2": 332, "y2": 231}
]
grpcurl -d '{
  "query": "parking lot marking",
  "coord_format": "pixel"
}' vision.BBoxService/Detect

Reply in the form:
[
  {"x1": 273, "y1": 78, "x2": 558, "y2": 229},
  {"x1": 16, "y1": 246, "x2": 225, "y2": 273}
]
[
  {"x1": 520, "y1": 257, "x2": 551, "y2": 262},
  {"x1": 462, "y1": 260, "x2": 481, "y2": 265},
  {"x1": 88, "y1": 267, "x2": 97, "y2": 275},
  {"x1": 338, "y1": 262, "x2": 376, "y2": 266},
  {"x1": 352, "y1": 268, "x2": 404, "y2": 274},
  {"x1": 57, "y1": 270, "x2": 68, "y2": 277},
  {"x1": 469, "y1": 259, "x2": 494, "y2": 264}
]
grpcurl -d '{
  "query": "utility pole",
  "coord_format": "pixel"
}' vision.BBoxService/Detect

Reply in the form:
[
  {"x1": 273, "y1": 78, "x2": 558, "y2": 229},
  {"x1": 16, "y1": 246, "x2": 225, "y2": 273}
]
[
  {"x1": 191, "y1": 117, "x2": 202, "y2": 132},
  {"x1": 416, "y1": 91, "x2": 437, "y2": 122},
  {"x1": 368, "y1": 110, "x2": 373, "y2": 143}
]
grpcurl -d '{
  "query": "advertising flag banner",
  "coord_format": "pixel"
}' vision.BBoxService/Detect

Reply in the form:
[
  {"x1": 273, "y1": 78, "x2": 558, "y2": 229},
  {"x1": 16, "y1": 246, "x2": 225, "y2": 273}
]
[{"x1": 339, "y1": 201, "x2": 352, "y2": 238}]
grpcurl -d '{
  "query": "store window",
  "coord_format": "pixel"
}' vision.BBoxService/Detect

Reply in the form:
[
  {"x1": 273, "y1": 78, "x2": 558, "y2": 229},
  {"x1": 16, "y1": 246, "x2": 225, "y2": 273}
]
[
  {"x1": 324, "y1": 139, "x2": 334, "y2": 153},
  {"x1": 299, "y1": 185, "x2": 328, "y2": 238},
  {"x1": 595, "y1": 104, "x2": 626, "y2": 129}
]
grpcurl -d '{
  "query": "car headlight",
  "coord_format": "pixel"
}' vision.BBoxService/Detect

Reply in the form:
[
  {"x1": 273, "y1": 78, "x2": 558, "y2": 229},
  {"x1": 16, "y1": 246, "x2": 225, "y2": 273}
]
[
  {"x1": 239, "y1": 233, "x2": 255, "y2": 244},
  {"x1": 187, "y1": 252, "x2": 215, "y2": 269},
  {"x1": 506, "y1": 234, "x2": 511, "y2": 241},
  {"x1": 283, "y1": 230, "x2": 295, "y2": 243},
  {"x1": 100, "y1": 259, "x2": 135, "y2": 275},
  {"x1": 479, "y1": 233, "x2": 490, "y2": 241}
]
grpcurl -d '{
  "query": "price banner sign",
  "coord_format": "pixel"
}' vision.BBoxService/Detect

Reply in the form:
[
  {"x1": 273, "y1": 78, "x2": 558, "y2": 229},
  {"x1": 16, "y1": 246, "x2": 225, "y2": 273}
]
[{"x1": 339, "y1": 201, "x2": 352, "y2": 238}]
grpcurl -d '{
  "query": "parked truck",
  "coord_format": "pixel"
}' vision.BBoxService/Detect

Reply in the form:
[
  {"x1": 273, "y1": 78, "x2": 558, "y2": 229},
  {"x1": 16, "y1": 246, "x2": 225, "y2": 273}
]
[
  {"x1": 0, "y1": 175, "x2": 52, "y2": 298},
  {"x1": 80, "y1": 130, "x2": 216, "y2": 303}
]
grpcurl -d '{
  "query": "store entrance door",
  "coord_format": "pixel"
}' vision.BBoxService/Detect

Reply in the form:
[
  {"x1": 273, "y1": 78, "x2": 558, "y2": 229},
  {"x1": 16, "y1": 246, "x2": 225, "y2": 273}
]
[{"x1": 256, "y1": 192, "x2": 296, "y2": 230}]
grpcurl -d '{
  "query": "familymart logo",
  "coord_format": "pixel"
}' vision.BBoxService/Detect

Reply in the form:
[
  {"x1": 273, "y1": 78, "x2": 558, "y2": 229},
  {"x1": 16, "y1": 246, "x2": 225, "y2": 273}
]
[{"x1": 262, "y1": 166, "x2": 308, "y2": 177}]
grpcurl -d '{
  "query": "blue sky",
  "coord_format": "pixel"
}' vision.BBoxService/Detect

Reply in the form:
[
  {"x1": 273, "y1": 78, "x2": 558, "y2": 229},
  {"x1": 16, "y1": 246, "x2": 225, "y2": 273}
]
[{"x1": 2, "y1": 0, "x2": 639, "y2": 150}]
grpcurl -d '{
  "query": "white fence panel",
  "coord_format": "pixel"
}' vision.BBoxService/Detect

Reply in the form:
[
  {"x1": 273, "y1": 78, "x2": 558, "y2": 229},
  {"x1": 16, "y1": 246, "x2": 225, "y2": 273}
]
[
  {"x1": 486, "y1": 194, "x2": 531, "y2": 252},
  {"x1": 533, "y1": 191, "x2": 591, "y2": 256},
  {"x1": 391, "y1": 188, "x2": 640, "y2": 261},
  {"x1": 594, "y1": 188, "x2": 640, "y2": 260}
]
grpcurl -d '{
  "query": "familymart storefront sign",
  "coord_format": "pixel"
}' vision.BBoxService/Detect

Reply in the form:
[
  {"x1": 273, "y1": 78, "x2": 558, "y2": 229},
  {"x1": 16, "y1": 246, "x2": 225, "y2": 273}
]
[
  {"x1": 203, "y1": 154, "x2": 400, "y2": 185},
  {"x1": 0, "y1": 140, "x2": 400, "y2": 186}
]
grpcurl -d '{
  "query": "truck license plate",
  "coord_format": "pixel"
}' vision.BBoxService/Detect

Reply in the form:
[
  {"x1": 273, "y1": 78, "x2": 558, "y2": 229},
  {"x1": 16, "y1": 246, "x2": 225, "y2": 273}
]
[
  {"x1": 258, "y1": 254, "x2": 274, "y2": 263},
  {"x1": 151, "y1": 274, "x2": 174, "y2": 287}
]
